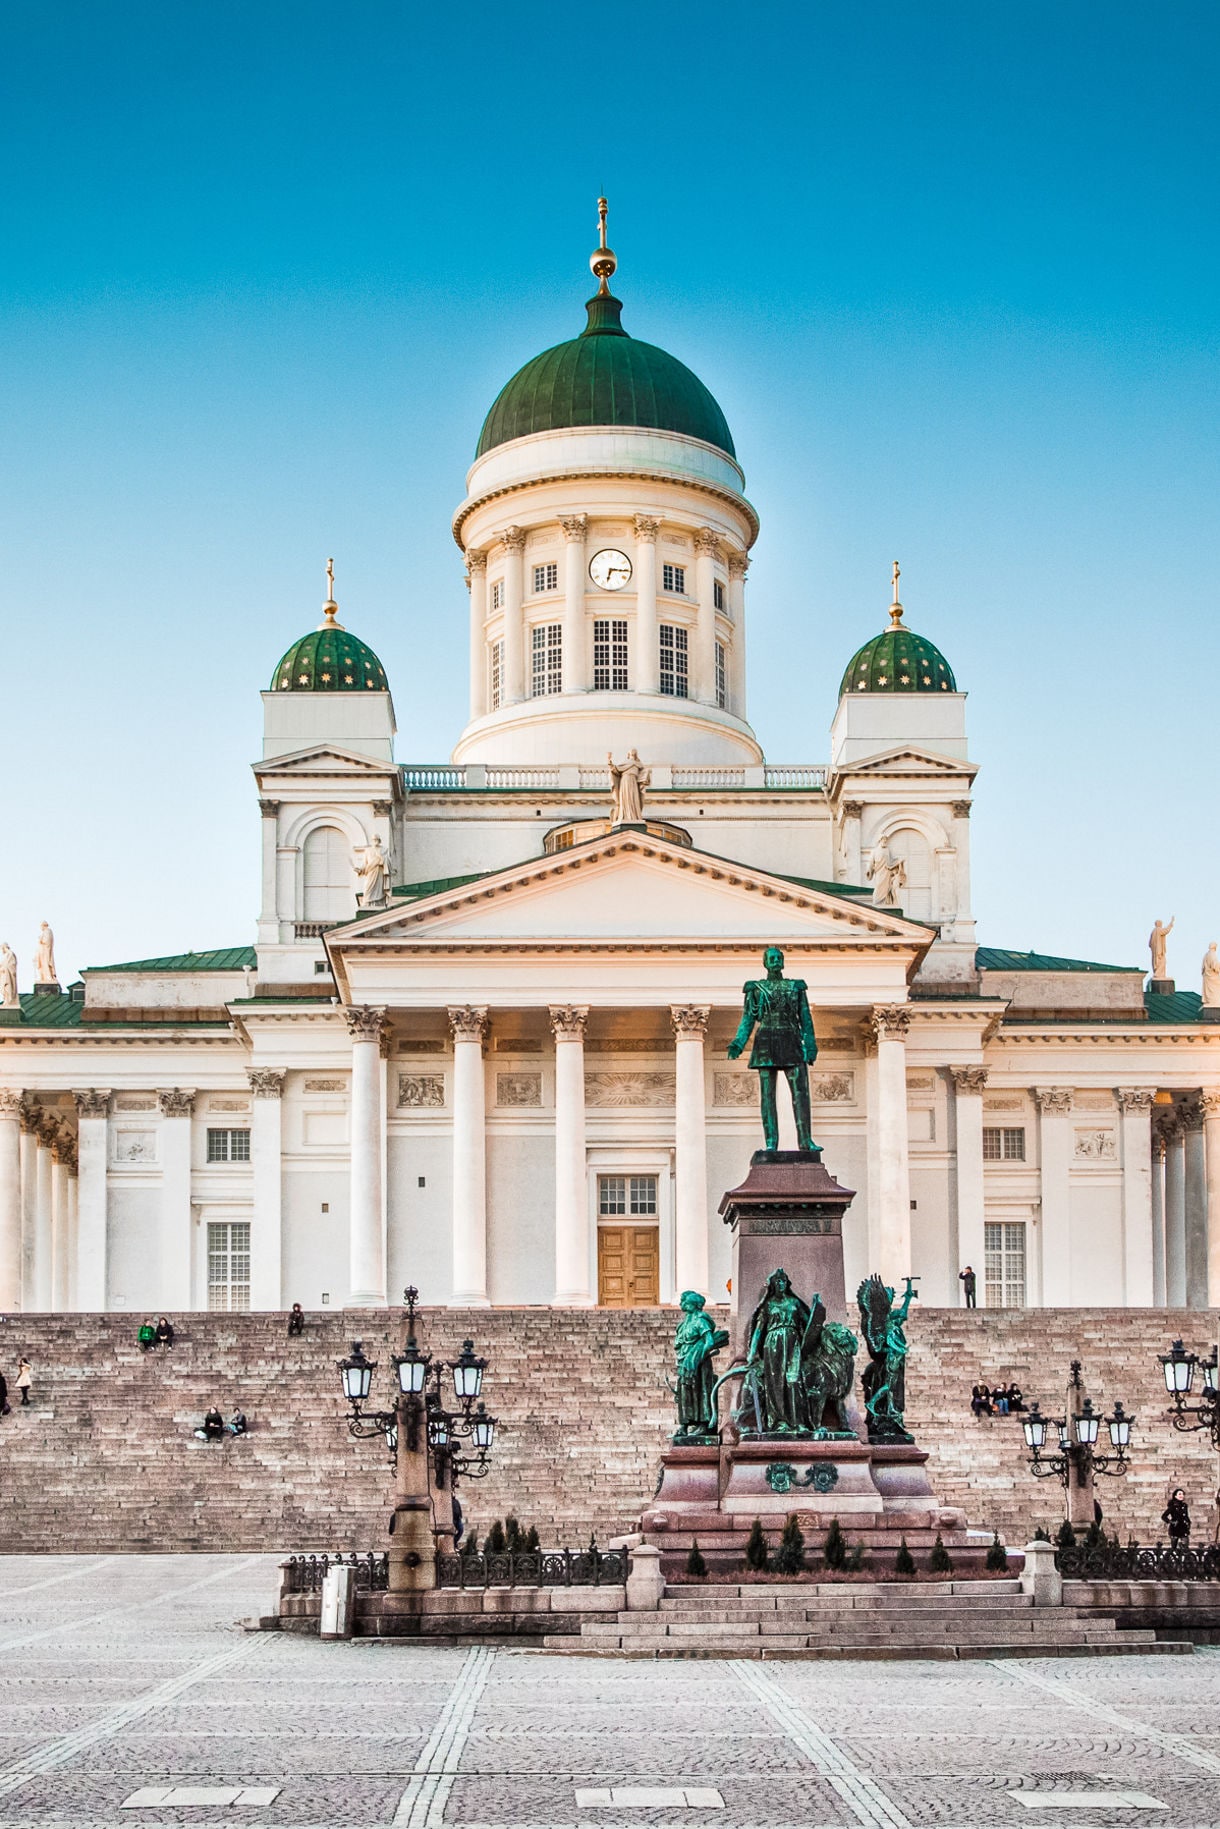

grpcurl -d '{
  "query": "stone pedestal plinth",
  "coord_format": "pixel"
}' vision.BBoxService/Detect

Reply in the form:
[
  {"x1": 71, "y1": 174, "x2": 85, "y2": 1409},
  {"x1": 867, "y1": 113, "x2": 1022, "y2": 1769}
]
[
  {"x1": 719, "y1": 1149, "x2": 856, "y2": 1351},
  {"x1": 720, "y1": 1438, "x2": 881, "y2": 1518}
]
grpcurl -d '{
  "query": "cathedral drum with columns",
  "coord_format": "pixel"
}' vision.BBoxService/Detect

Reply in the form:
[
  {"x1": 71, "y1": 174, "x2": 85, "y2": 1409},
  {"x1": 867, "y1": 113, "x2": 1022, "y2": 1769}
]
[{"x1": 2, "y1": 204, "x2": 1218, "y2": 1320}]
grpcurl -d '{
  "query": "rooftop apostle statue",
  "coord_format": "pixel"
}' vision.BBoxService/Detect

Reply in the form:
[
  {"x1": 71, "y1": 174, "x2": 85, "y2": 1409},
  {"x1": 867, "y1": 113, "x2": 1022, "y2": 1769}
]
[
  {"x1": 1149, "y1": 917, "x2": 1174, "y2": 981},
  {"x1": 607, "y1": 750, "x2": 650, "y2": 826},
  {"x1": 727, "y1": 946, "x2": 818, "y2": 1152}
]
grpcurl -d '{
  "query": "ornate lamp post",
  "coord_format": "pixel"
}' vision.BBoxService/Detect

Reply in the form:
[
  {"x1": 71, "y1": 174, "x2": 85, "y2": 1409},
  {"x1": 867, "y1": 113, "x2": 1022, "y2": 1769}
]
[
  {"x1": 1157, "y1": 1338, "x2": 1220, "y2": 1450},
  {"x1": 1021, "y1": 1360, "x2": 1133, "y2": 1527},
  {"x1": 337, "y1": 1287, "x2": 496, "y2": 1594}
]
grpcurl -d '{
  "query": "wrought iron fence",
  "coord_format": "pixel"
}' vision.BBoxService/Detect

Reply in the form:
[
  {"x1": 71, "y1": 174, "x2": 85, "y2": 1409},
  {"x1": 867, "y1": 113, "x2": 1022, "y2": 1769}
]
[
  {"x1": 281, "y1": 1552, "x2": 390, "y2": 1595},
  {"x1": 1057, "y1": 1540, "x2": 1220, "y2": 1581},
  {"x1": 437, "y1": 1544, "x2": 628, "y2": 1589}
]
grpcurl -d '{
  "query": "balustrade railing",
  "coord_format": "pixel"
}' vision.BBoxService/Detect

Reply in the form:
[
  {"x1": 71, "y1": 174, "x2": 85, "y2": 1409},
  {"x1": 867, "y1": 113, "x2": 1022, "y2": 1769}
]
[
  {"x1": 764, "y1": 765, "x2": 827, "y2": 789},
  {"x1": 401, "y1": 763, "x2": 828, "y2": 793},
  {"x1": 1056, "y1": 1540, "x2": 1220, "y2": 1580},
  {"x1": 484, "y1": 766, "x2": 560, "y2": 790},
  {"x1": 437, "y1": 1544, "x2": 628, "y2": 1588},
  {"x1": 281, "y1": 1551, "x2": 389, "y2": 1594}
]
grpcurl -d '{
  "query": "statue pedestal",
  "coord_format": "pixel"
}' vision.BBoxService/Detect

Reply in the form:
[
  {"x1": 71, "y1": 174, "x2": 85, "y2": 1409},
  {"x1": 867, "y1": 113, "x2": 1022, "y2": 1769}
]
[
  {"x1": 719, "y1": 1149, "x2": 855, "y2": 1351},
  {"x1": 1150, "y1": 977, "x2": 1175, "y2": 995}
]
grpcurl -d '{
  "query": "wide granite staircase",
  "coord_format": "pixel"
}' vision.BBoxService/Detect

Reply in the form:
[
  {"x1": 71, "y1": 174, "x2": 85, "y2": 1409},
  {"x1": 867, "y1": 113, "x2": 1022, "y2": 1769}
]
[{"x1": 545, "y1": 1578, "x2": 1194, "y2": 1659}]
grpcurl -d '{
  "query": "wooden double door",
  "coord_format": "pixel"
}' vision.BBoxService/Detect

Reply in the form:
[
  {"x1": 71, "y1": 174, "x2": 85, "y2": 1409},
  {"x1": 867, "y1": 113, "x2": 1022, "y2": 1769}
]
[{"x1": 597, "y1": 1224, "x2": 660, "y2": 1307}]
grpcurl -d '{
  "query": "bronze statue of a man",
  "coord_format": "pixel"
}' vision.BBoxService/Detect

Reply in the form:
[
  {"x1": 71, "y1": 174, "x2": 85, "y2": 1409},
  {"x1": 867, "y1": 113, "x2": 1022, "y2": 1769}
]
[{"x1": 727, "y1": 946, "x2": 818, "y2": 1152}]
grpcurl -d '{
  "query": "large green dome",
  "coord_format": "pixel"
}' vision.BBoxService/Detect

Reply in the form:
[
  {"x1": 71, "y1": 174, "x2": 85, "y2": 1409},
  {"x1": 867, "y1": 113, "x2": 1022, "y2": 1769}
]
[
  {"x1": 839, "y1": 619, "x2": 957, "y2": 697},
  {"x1": 476, "y1": 293, "x2": 736, "y2": 460},
  {"x1": 272, "y1": 616, "x2": 389, "y2": 693}
]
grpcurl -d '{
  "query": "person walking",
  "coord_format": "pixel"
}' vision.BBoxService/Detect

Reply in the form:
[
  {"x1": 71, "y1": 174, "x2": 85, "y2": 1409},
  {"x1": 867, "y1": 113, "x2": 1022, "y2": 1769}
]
[
  {"x1": 1162, "y1": 1487, "x2": 1191, "y2": 1544},
  {"x1": 959, "y1": 1265, "x2": 977, "y2": 1309},
  {"x1": 15, "y1": 1358, "x2": 32, "y2": 1405}
]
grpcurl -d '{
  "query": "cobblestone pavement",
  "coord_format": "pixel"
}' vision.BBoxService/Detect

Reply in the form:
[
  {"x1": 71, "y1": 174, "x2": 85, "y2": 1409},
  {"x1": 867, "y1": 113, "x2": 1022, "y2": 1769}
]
[{"x1": 0, "y1": 1557, "x2": 1217, "y2": 1829}]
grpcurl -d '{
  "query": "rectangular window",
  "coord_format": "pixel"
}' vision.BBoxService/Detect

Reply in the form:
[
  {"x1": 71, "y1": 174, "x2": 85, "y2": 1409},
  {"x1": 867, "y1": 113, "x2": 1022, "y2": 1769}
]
[
  {"x1": 206, "y1": 1128, "x2": 250, "y2": 1163},
  {"x1": 593, "y1": 618, "x2": 628, "y2": 691},
  {"x1": 984, "y1": 1220, "x2": 1026, "y2": 1308},
  {"x1": 659, "y1": 624, "x2": 688, "y2": 698},
  {"x1": 715, "y1": 639, "x2": 727, "y2": 709},
  {"x1": 490, "y1": 578, "x2": 504, "y2": 612},
  {"x1": 207, "y1": 1221, "x2": 251, "y2": 1312},
  {"x1": 489, "y1": 639, "x2": 504, "y2": 710},
  {"x1": 982, "y1": 1127, "x2": 1026, "y2": 1162},
  {"x1": 713, "y1": 579, "x2": 726, "y2": 612},
  {"x1": 662, "y1": 562, "x2": 686, "y2": 595},
  {"x1": 598, "y1": 1174, "x2": 658, "y2": 1215},
  {"x1": 532, "y1": 561, "x2": 559, "y2": 594},
  {"x1": 531, "y1": 623, "x2": 563, "y2": 696}
]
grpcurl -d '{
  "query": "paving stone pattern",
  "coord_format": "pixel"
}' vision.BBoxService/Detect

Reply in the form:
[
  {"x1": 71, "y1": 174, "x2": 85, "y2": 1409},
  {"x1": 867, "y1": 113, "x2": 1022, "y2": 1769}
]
[
  {"x1": 1, "y1": 1555, "x2": 1219, "y2": 1828},
  {"x1": 0, "y1": 1309, "x2": 1215, "y2": 1554}
]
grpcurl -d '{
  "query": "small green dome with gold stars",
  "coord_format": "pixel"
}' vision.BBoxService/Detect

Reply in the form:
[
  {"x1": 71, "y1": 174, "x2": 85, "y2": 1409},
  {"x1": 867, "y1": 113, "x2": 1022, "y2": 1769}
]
[
  {"x1": 271, "y1": 568, "x2": 389, "y2": 693},
  {"x1": 838, "y1": 566, "x2": 957, "y2": 697}
]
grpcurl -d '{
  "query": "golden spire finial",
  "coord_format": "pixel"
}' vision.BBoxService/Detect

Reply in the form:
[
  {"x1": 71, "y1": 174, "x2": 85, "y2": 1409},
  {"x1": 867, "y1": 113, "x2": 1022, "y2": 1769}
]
[
  {"x1": 889, "y1": 560, "x2": 904, "y2": 629},
  {"x1": 319, "y1": 556, "x2": 345, "y2": 631},
  {"x1": 589, "y1": 195, "x2": 618, "y2": 295}
]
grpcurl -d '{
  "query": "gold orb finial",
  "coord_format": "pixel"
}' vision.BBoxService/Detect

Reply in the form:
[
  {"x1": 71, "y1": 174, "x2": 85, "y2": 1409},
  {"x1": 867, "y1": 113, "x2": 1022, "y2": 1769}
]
[
  {"x1": 589, "y1": 195, "x2": 618, "y2": 295},
  {"x1": 889, "y1": 560, "x2": 904, "y2": 629},
  {"x1": 319, "y1": 556, "x2": 345, "y2": 631}
]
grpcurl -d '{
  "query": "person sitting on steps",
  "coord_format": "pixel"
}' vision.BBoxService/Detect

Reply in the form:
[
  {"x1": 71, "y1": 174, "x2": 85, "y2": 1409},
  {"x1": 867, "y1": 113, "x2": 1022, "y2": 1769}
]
[
  {"x1": 137, "y1": 1320, "x2": 156, "y2": 1352},
  {"x1": 225, "y1": 1409, "x2": 248, "y2": 1437},
  {"x1": 194, "y1": 1408, "x2": 225, "y2": 1443},
  {"x1": 287, "y1": 1304, "x2": 305, "y2": 1337},
  {"x1": 154, "y1": 1316, "x2": 174, "y2": 1349}
]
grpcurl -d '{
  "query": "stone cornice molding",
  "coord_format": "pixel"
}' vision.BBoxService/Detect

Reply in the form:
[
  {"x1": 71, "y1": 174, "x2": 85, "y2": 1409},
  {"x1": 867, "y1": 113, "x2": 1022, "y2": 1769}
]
[
  {"x1": 465, "y1": 548, "x2": 488, "y2": 574},
  {"x1": 670, "y1": 1004, "x2": 710, "y2": 1038},
  {"x1": 247, "y1": 1068, "x2": 286, "y2": 1098},
  {"x1": 1033, "y1": 1087, "x2": 1073, "y2": 1115},
  {"x1": 73, "y1": 1089, "x2": 111, "y2": 1119},
  {"x1": 455, "y1": 472, "x2": 760, "y2": 550},
  {"x1": 870, "y1": 1005, "x2": 912, "y2": 1042},
  {"x1": 447, "y1": 1005, "x2": 489, "y2": 1044},
  {"x1": 694, "y1": 527, "x2": 722, "y2": 556},
  {"x1": 548, "y1": 1005, "x2": 589, "y2": 1042},
  {"x1": 560, "y1": 514, "x2": 589, "y2": 541},
  {"x1": 0, "y1": 1088, "x2": 23, "y2": 1119},
  {"x1": 158, "y1": 1088, "x2": 196, "y2": 1117},
  {"x1": 948, "y1": 1065, "x2": 988, "y2": 1094},
  {"x1": 1114, "y1": 1087, "x2": 1156, "y2": 1112},
  {"x1": 343, "y1": 1006, "x2": 388, "y2": 1047},
  {"x1": 633, "y1": 515, "x2": 661, "y2": 542},
  {"x1": 498, "y1": 525, "x2": 526, "y2": 554},
  {"x1": 993, "y1": 1029, "x2": 1220, "y2": 1047}
]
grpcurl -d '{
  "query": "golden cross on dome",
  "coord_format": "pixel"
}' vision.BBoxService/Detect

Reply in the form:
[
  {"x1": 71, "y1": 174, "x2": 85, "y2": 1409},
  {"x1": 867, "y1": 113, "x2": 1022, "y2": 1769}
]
[
  {"x1": 319, "y1": 557, "x2": 344, "y2": 631},
  {"x1": 590, "y1": 196, "x2": 618, "y2": 295},
  {"x1": 889, "y1": 560, "x2": 904, "y2": 629}
]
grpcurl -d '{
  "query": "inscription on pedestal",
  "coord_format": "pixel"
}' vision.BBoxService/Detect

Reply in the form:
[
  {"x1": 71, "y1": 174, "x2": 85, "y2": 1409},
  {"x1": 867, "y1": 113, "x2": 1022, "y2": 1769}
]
[{"x1": 748, "y1": 1215, "x2": 836, "y2": 1236}]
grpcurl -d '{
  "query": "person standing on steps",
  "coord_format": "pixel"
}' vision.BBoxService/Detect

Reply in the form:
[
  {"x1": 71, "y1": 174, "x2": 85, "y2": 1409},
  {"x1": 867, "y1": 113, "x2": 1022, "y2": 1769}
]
[
  {"x1": 1162, "y1": 1486, "x2": 1191, "y2": 1544},
  {"x1": 15, "y1": 1358, "x2": 32, "y2": 1405},
  {"x1": 959, "y1": 1265, "x2": 977, "y2": 1308},
  {"x1": 287, "y1": 1303, "x2": 305, "y2": 1337},
  {"x1": 0, "y1": 1368, "x2": 8, "y2": 1417}
]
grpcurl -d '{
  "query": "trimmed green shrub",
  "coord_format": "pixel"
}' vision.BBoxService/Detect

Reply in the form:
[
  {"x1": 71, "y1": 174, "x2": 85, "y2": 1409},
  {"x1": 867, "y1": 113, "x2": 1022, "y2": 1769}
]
[
  {"x1": 523, "y1": 1525, "x2": 540, "y2": 1553},
  {"x1": 823, "y1": 1517, "x2": 848, "y2": 1571},
  {"x1": 985, "y1": 1532, "x2": 1008, "y2": 1572},
  {"x1": 745, "y1": 1518, "x2": 770, "y2": 1572},
  {"x1": 929, "y1": 1532, "x2": 953, "y2": 1574},
  {"x1": 846, "y1": 1542, "x2": 866, "y2": 1572},
  {"x1": 774, "y1": 1512, "x2": 807, "y2": 1575},
  {"x1": 484, "y1": 1519, "x2": 507, "y2": 1554},
  {"x1": 686, "y1": 1538, "x2": 708, "y2": 1578},
  {"x1": 1055, "y1": 1519, "x2": 1077, "y2": 1550},
  {"x1": 504, "y1": 1514, "x2": 523, "y2": 1552},
  {"x1": 1033, "y1": 1526, "x2": 1051, "y2": 1542},
  {"x1": 895, "y1": 1536, "x2": 917, "y2": 1576},
  {"x1": 461, "y1": 1530, "x2": 479, "y2": 1560}
]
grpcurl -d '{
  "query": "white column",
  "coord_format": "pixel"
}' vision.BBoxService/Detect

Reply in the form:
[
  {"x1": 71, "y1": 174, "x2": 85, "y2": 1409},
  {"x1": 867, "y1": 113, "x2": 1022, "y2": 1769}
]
[
  {"x1": 693, "y1": 529, "x2": 720, "y2": 704},
  {"x1": 19, "y1": 1122, "x2": 37, "y2": 1304},
  {"x1": 839, "y1": 801, "x2": 864, "y2": 887},
  {"x1": 33, "y1": 1127, "x2": 53, "y2": 1309},
  {"x1": 0, "y1": 1090, "x2": 22, "y2": 1309},
  {"x1": 66, "y1": 1173, "x2": 79, "y2": 1310},
  {"x1": 1034, "y1": 1088, "x2": 1073, "y2": 1306},
  {"x1": 1184, "y1": 1100, "x2": 1208, "y2": 1308},
  {"x1": 345, "y1": 1009, "x2": 387, "y2": 1306},
  {"x1": 466, "y1": 549, "x2": 488, "y2": 720},
  {"x1": 448, "y1": 1005, "x2": 489, "y2": 1305},
  {"x1": 159, "y1": 1089, "x2": 195, "y2": 1311},
  {"x1": 950, "y1": 800, "x2": 975, "y2": 936},
  {"x1": 634, "y1": 516, "x2": 660, "y2": 694},
  {"x1": 1116, "y1": 1088, "x2": 1155, "y2": 1305},
  {"x1": 1202, "y1": 1090, "x2": 1220, "y2": 1307},
  {"x1": 50, "y1": 1152, "x2": 69, "y2": 1311},
  {"x1": 257, "y1": 798, "x2": 280, "y2": 945},
  {"x1": 561, "y1": 515, "x2": 588, "y2": 693},
  {"x1": 551, "y1": 1005, "x2": 592, "y2": 1305},
  {"x1": 1164, "y1": 1114, "x2": 1187, "y2": 1305},
  {"x1": 949, "y1": 1066, "x2": 988, "y2": 1302},
  {"x1": 1151, "y1": 1127, "x2": 1167, "y2": 1305},
  {"x1": 248, "y1": 1069, "x2": 285, "y2": 1310},
  {"x1": 73, "y1": 1090, "x2": 111, "y2": 1309},
  {"x1": 671, "y1": 1005, "x2": 710, "y2": 1297},
  {"x1": 870, "y1": 1006, "x2": 912, "y2": 1284},
  {"x1": 728, "y1": 551, "x2": 748, "y2": 713},
  {"x1": 500, "y1": 526, "x2": 526, "y2": 704}
]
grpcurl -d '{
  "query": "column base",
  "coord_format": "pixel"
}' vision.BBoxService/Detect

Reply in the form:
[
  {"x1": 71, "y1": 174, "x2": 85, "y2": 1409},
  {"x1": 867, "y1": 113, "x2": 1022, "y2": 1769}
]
[
  {"x1": 346, "y1": 1289, "x2": 388, "y2": 1307},
  {"x1": 551, "y1": 1292, "x2": 597, "y2": 1308},
  {"x1": 450, "y1": 1291, "x2": 491, "y2": 1307}
]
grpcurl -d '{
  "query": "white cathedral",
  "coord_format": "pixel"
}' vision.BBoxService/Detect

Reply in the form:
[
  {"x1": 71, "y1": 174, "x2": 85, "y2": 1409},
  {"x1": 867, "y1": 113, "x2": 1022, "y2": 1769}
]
[{"x1": 2, "y1": 208, "x2": 1216, "y2": 1321}]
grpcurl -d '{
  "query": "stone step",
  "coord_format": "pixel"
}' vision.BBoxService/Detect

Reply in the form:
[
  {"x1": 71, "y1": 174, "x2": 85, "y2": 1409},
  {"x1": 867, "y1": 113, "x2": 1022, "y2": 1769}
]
[
  {"x1": 547, "y1": 1632, "x2": 1191, "y2": 1659},
  {"x1": 660, "y1": 1589, "x2": 1032, "y2": 1612}
]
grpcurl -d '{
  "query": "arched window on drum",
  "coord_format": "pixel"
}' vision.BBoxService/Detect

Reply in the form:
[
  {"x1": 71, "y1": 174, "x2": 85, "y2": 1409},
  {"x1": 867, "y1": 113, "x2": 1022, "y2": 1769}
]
[{"x1": 302, "y1": 825, "x2": 353, "y2": 922}]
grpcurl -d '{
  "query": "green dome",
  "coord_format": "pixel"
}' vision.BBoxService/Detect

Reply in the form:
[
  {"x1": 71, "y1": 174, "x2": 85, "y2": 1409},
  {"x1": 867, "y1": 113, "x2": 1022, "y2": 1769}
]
[
  {"x1": 839, "y1": 619, "x2": 957, "y2": 697},
  {"x1": 476, "y1": 293, "x2": 736, "y2": 460},
  {"x1": 271, "y1": 619, "x2": 389, "y2": 693}
]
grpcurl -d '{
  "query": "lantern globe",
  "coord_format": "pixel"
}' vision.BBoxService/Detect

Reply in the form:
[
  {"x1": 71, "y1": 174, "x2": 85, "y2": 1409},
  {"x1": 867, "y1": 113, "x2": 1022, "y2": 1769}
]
[{"x1": 452, "y1": 1340, "x2": 486, "y2": 1401}]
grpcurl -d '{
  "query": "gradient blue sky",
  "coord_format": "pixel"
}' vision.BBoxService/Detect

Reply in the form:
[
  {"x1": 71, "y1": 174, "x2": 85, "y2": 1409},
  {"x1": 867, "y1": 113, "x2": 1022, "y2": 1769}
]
[{"x1": 1, "y1": 2, "x2": 1217, "y2": 988}]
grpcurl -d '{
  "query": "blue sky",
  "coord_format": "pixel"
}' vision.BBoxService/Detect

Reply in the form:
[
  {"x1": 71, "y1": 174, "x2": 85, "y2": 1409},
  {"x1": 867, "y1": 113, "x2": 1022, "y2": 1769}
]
[{"x1": 1, "y1": 1, "x2": 1217, "y2": 987}]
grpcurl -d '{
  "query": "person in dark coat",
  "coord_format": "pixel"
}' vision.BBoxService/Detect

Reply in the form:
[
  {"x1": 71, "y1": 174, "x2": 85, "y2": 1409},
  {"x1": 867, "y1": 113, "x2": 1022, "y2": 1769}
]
[
  {"x1": 226, "y1": 1409, "x2": 248, "y2": 1436},
  {"x1": 959, "y1": 1265, "x2": 977, "y2": 1308},
  {"x1": 0, "y1": 1370, "x2": 8, "y2": 1416},
  {"x1": 154, "y1": 1317, "x2": 174, "y2": 1349},
  {"x1": 1162, "y1": 1488, "x2": 1191, "y2": 1544},
  {"x1": 287, "y1": 1304, "x2": 305, "y2": 1337},
  {"x1": 194, "y1": 1408, "x2": 224, "y2": 1443}
]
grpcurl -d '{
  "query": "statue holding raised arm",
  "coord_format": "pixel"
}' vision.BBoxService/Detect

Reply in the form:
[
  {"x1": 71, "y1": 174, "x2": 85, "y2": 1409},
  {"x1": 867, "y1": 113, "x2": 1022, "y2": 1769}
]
[
  {"x1": 727, "y1": 946, "x2": 818, "y2": 1152},
  {"x1": 670, "y1": 1291, "x2": 730, "y2": 1443},
  {"x1": 1149, "y1": 917, "x2": 1174, "y2": 981},
  {"x1": 856, "y1": 1273, "x2": 918, "y2": 1444}
]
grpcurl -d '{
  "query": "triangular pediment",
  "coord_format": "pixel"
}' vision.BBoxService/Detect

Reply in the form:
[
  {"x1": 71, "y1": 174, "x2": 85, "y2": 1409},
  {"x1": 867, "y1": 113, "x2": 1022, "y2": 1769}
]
[
  {"x1": 834, "y1": 745, "x2": 976, "y2": 777},
  {"x1": 254, "y1": 743, "x2": 394, "y2": 777},
  {"x1": 328, "y1": 833, "x2": 931, "y2": 953}
]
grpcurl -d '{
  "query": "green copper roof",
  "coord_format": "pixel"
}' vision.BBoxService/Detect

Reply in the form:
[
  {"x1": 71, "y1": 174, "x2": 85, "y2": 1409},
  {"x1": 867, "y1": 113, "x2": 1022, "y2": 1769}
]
[
  {"x1": 476, "y1": 293, "x2": 735, "y2": 460},
  {"x1": 86, "y1": 946, "x2": 256, "y2": 973},
  {"x1": 840, "y1": 620, "x2": 956, "y2": 697},
  {"x1": 977, "y1": 947, "x2": 1142, "y2": 974},
  {"x1": 272, "y1": 623, "x2": 388, "y2": 693},
  {"x1": 1145, "y1": 990, "x2": 1204, "y2": 1023}
]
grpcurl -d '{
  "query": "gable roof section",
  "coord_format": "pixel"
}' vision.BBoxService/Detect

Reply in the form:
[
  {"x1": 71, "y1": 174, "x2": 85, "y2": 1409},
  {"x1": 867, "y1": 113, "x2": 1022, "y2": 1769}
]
[
  {"x1": 1145, "y1": 990, "x2": 1204, "y2": 1024},
  {"x1": 833, "y1": 745, "x2": 976, "y2": 777},
  {"x1": 84, "y1": 946, "x2": 256, "y2": 974},
  {"x1": 255, "y1": 743, "x2": 395, "y2": 776},
  {"x1": 978, "y1": 947, "x2": 1142, "y2": 975}
]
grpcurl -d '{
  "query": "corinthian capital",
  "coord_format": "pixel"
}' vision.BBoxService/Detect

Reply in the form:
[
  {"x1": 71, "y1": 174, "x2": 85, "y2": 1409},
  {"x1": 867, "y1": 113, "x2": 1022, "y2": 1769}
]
[
  {"x1": 499, "y1": 525, "x2": 526, "y2": 553},
  {"x1": 1033, "y1": 1086, "x2": 1073, "y2": 1115},
  {"x1": 951, "y1": 801, "x2": 973, "y2": 820},
  {"x1": 159, "y1": 1088, "x2": 196, "y2": 1117},
  {"x1": 247, "y1": 1069, "x2": 286, "y2": 1099},
  {"x1": 1115, "y1": 1087, "x2": 1156, "y2": 1112},
  {"x1": 0, "y1": 1088, "x2": 23, "y2": 1119},
  {"x1": 1200, "y1": 1088, "x2": 1220, "y2": 1120},
  {"x1": 465, "y1": 547, "x2": 487, "y2": 574},
  {"x1": 949, "y1": 1065, "x2": 989, "y2": 1094},
  {"x1": 670, "y1": 1004, "x2": 710, "y2": 1037},
  {"x1": 727, "y1": 550, "x2": 749, "y2": 579},
  {"x1": 73, "y1": 1089, "x2": 111, "y2": 1120},
  {"x1": 549, "y1": 1005, "x2": 589, "y2": 1041},
  {"x1": 560, "y1": 515, "x2": 588, "y2": 542},
  {"x1": 694, "y1": 527, "x2": 722, "y2": 556},
  {"x1": 870, "y1": 1005, "x2": 911, "y2": 1042},
  {"x1": 447, "y1": 1005, "x2": 489, "y2": 1044},
  {"x1": 344, "y1": 1006, "x2": 388, "y2": 1047},
  {"x1": 633, "y1": 514, "x2": 661, "y2": 543}
]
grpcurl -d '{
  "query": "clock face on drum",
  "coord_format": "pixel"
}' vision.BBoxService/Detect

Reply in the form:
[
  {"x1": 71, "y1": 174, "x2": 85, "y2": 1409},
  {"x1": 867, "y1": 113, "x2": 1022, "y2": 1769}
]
[{"x1": 589, "y1": 548, "x2": 633, "y2": 590}]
